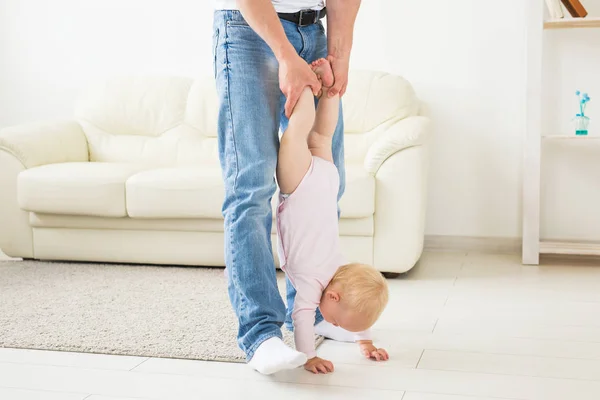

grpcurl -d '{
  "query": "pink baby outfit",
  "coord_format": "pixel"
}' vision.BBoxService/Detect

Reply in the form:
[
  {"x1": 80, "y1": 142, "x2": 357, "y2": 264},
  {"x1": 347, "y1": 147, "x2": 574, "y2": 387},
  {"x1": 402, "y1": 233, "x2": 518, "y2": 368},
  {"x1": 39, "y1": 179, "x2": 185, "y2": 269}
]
[{"x1": 276, "y1": 156, "x2": 370, "y2": 358}]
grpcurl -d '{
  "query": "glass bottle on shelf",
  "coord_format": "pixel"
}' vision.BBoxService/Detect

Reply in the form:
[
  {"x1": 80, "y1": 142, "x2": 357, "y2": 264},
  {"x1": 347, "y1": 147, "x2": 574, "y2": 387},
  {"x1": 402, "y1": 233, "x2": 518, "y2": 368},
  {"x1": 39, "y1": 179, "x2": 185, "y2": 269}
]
[{"x1": 573, "y1": 91, "x2": 591, "y2": 136}]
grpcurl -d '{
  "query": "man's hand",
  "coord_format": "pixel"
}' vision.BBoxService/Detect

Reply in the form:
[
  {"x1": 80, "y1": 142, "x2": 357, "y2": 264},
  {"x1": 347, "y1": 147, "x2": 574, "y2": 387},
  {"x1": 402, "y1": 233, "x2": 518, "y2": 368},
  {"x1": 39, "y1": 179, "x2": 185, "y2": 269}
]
[
  {"x1": 304, "y1": 356, "x2": 335, "y2": 374},
  {"x1": 358, "y1": 341, "x2": 389, "y2": 361},
  {"x1": 280, "y1": 53, "x2": 321, "y2": 118},
  {"x1": 326, "y1": 55, "x2": 350, "y2": 98}
]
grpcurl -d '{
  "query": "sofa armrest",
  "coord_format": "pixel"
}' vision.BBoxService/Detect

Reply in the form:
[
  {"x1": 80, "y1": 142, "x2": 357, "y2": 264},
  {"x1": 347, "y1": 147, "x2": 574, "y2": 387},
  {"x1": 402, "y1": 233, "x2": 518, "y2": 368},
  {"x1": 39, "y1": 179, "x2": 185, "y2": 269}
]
[
  {"x1": 0, "y1": 121, "x2": 88, "y2": 258},
  {"x1": 373, "y1": 145, "x2": 429, "y2": 273},
  {"x1": 0, "y1": 120, "x2": 88, "y2": 168},
  {"x1": 364, "y1": 116, "x2": 431, "y2": 174}
]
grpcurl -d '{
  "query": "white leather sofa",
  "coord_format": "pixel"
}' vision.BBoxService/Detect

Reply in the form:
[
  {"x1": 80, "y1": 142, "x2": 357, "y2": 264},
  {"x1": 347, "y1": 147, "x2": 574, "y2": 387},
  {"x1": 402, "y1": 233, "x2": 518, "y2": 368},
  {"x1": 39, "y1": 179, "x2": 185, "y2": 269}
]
[{"x1": 0, "y1": 71, "x2": 430, "y2": 273}]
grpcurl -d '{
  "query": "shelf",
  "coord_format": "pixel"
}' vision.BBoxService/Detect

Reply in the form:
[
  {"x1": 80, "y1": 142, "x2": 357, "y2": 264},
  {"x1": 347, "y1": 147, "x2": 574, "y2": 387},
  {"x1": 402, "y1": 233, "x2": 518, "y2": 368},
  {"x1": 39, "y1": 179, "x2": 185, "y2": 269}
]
[
  {"x1": 544, "y1": 17, "x2": 600, "y2": 29},
  {"x1": 543, "y1": 135, "x2": 600, "y2": 140},
  {"x1": 540, "y1": 241, "x2": 600, "y2": 256},
  {"x1": 523, "y1": 2, "x2": 599, "y2": 265}
]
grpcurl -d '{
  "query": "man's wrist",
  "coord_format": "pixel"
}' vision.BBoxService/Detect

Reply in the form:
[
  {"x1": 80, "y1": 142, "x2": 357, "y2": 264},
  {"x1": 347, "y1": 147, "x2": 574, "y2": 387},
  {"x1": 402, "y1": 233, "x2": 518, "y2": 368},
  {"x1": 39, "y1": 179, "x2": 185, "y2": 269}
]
[
  {"x1": 274, "y1": 43, "x2": 297, "y2": 63},
  {"x1": 328, "y1": 49, "x2": 350, "y2": 61},
  {"x1": 357, "y1": 340, "x2": 373, "y2": 345},
  {"x1": 327, "y1": 36, "x2": 353, "y2": 60}
]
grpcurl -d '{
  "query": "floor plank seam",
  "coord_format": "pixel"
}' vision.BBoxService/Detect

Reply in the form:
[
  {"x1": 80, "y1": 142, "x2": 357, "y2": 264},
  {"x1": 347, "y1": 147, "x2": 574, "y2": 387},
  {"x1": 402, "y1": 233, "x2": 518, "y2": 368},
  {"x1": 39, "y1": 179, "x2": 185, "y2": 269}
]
[
  {"x1": 424, "y1": 348, "x2": 600, "y2": 361},
  {"x1": 415, "y1": 349, "x2": 425, "y2": 369},
  {"x1": 431, "y1": 319, "x2": 439, "y2": 333},
  {"x1": 406, "y1": 390, "x2": 528, "y2": 400},
  {"x1": 0, "y1": 385, "x2": 90, "y2": 398},
  {"x1": 124, "y1": 366, "x2": 408, "y2": 392},
  {"x1": 417, "y1": 366, "x2": 600, "y2": 383},
  {"x1": 435, "y1": 334, "x2": 600, "y2": 345},
  {"x1": 129, "y1": 357, "x2": 151, "y2": 371},
  {"x1": 0, "y1": 358, "x2": 150, "y2": 372}
]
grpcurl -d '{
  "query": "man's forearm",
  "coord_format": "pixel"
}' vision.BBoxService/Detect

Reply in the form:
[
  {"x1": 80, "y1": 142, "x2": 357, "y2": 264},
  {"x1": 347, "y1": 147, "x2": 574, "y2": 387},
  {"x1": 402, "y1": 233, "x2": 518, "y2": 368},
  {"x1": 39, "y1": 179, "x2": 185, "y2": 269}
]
[
  {"x1": 326, "y1": 0, "x2": 361, "y2": 59},
  {"x1": 237, "y1": 0, "x2": 295, "y2": 61}
]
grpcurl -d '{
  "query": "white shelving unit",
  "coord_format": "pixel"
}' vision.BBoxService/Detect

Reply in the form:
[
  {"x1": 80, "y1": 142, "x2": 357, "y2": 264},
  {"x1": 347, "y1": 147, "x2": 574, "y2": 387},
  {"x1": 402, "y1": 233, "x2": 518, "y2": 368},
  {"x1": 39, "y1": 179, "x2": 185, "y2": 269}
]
[{"x1": 522, "y1": 2, "x2": 600, "y2": 265}]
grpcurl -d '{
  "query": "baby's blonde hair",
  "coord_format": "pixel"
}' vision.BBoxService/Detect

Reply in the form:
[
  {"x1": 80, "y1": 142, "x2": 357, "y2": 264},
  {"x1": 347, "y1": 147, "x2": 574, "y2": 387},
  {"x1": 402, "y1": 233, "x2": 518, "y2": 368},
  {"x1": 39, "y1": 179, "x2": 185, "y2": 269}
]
[{"x1": 329, "y1": 263, "x2": 389, "y2": 328}]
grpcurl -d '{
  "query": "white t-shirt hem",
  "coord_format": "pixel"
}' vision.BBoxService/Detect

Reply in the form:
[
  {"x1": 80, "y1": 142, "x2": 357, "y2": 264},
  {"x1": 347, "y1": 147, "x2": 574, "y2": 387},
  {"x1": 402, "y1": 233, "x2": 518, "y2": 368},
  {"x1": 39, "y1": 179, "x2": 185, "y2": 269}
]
[{"x1": 214, "y1": 1, "x2": 325, "y2": 13}]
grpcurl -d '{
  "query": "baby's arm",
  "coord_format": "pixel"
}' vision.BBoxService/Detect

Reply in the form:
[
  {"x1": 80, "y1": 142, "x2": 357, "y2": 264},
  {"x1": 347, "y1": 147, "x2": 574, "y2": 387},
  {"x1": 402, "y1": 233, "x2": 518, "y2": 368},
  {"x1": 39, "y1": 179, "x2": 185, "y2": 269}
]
[
  {"x1": 292, "y1": 277, "x2": 335, "y2": 374},
  {"x1": 317, "y1": 323, "x2": 389, "y2": 361},
  {"x1": 355, "y1": 329, "x2": 389, "y2": 361}
]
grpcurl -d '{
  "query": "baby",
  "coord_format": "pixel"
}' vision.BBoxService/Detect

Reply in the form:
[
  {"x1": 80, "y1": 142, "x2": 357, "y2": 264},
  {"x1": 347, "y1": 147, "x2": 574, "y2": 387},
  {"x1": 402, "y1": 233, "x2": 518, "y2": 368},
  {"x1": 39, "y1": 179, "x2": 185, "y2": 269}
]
[{"x1": 276, "y1": 58, "x2": 390, "y2": 374}]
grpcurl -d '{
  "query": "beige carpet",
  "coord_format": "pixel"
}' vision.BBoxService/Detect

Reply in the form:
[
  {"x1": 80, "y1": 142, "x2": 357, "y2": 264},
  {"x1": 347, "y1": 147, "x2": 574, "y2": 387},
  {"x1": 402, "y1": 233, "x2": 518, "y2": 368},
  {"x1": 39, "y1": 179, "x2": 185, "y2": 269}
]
[{"x1": 0, "y1": 260, "x2": 322, "y2": 362}]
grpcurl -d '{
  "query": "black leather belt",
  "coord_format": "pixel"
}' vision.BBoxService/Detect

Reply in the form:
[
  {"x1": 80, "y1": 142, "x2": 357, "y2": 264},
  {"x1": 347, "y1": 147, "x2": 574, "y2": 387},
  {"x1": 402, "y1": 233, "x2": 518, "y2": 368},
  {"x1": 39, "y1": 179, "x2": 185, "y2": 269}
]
[{"x1": 278, "y1": 8, "x2": 326, "y2": 26}]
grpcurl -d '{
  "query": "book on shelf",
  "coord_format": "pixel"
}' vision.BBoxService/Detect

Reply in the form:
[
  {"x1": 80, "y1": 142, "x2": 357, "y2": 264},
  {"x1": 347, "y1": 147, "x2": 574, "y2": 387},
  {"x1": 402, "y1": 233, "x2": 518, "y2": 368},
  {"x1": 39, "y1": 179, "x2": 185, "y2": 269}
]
[
  {"x1": 545, "y1": 0, "x2": 564, "y2": 19},
  {"x1": 560, "y1": 0, "x2": 588, "y2": 18}
]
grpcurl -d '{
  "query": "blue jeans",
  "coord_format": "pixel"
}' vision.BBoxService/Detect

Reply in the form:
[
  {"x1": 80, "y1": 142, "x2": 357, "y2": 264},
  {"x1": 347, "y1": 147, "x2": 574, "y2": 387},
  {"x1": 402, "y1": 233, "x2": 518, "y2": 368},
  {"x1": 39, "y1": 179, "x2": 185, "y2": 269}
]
[{"x1": 213, "y1": 10, "x2": 345, "y2": 360}]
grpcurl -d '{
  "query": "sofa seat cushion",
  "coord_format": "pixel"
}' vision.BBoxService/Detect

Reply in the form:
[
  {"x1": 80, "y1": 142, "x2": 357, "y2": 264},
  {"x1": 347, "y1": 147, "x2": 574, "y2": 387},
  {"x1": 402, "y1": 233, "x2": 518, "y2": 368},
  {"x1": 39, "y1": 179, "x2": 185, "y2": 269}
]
[
  {"x1": 18, "y1": 162, "x2": 149, "y2": 217},
  {"x1": 125, "y1": 164, "x2": 375, "y2": 219},
  {"x1": 126, "y1": 167, "x2": 224, "y2": 218}
]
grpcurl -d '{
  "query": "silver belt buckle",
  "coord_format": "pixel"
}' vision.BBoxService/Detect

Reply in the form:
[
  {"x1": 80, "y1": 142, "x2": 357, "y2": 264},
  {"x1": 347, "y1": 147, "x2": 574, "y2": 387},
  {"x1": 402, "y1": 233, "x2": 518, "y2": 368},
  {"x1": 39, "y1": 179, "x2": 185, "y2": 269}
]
[{"x1": 298, "y1": 9, "x2": 317, "y2": 27}]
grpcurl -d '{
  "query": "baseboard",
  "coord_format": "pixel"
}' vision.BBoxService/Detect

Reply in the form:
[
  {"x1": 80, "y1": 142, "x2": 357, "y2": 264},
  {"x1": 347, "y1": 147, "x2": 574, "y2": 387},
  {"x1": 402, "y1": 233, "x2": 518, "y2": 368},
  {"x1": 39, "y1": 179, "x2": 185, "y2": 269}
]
[{"x1": 424, "y1": 235, "x2": 521, "y2": 254}]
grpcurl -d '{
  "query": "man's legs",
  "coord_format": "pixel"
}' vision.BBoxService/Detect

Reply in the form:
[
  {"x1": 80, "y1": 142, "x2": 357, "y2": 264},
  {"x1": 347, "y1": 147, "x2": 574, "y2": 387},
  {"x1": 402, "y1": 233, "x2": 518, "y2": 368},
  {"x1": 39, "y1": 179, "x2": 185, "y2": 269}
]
[{"x1": 214, "y1": 11, "x2": 288, "y2": 360}]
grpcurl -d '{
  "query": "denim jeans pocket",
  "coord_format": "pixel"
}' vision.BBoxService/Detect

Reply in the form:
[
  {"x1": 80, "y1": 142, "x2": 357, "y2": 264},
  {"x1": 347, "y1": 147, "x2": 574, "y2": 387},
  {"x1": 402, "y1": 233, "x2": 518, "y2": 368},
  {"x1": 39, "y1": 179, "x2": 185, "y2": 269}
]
[
  {"x1": 317, "y1": 21, "x2": 326, "y2": 35},
  {"x1": 226, "y1": 10, "x2": 250, "y2": 27}
]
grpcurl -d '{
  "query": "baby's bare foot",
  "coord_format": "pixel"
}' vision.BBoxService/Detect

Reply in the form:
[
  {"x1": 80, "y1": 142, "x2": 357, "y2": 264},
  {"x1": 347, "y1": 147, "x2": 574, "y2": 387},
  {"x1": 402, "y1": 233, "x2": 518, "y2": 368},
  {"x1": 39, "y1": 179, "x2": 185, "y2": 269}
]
[{"x1": 311, "y1": 58, "x2": 334, "y2": 89}]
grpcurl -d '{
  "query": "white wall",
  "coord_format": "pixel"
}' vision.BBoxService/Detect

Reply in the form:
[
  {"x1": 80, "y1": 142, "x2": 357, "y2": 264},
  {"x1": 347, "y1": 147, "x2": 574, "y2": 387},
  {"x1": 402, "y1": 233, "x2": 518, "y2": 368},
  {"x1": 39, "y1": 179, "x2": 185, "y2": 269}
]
[
  {"x1": 352, "y1": 1, "x2": 528, "y2": 239},
  {"x1": 1, "y1": 0, "x2": 599, "y2": 242},
  {"x1": 0, "y1": 0, "x2": 214, "y2": 123}
]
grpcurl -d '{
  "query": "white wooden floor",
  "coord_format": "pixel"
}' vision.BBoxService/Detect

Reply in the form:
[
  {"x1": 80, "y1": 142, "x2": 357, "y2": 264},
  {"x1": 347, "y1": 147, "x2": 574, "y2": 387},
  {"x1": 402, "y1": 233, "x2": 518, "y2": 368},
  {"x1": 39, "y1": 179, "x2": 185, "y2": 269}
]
[{"x1": 2, "y1": 250, "x2": 600, "y2": 400}]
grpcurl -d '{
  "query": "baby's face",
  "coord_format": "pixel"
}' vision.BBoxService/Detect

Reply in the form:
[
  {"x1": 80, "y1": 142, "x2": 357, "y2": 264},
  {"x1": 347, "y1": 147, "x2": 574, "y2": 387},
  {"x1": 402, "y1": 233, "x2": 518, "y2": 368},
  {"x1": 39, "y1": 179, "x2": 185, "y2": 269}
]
[{"x1": 319, "y1": 294, "x2": 370, "y2": 333}]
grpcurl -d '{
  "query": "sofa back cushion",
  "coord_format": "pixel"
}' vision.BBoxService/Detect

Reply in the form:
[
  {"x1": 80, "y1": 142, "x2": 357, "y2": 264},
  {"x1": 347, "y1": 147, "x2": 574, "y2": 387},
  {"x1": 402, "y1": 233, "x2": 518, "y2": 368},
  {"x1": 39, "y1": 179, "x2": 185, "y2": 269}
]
[
  {"x1": 342, "y1": 71, "x2": 420, "y2": 164},
  {"x1": 75, "y1": 76, "x2": 193, "y2": 137},
  {"x1": 75, "y1": 76, "x2": 220, "y2": 166},
  {"x1": 74, "y1": 71, "x2": 419, "y2": 167}
]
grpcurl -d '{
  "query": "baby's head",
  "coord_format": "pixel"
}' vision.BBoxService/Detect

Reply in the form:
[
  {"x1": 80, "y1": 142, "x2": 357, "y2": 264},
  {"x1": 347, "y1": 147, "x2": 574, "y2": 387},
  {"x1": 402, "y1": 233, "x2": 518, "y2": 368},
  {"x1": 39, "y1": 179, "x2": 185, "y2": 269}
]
[{"x1": 319, "y1": 263, "x2": 389, "y2": 332}]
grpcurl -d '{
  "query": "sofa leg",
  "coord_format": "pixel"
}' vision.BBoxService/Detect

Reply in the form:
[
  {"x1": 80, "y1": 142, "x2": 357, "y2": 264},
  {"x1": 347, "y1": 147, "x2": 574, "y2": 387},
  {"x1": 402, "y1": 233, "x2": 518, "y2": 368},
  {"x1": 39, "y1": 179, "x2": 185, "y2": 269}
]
[{"x1": 382, "y1": 272, "x2": 401, "y2": 279}]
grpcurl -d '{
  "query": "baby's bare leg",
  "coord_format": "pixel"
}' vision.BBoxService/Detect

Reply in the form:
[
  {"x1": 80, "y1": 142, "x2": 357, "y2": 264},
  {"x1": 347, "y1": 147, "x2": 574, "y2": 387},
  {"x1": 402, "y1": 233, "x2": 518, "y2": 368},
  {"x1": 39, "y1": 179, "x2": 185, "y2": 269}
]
[
  {"x1": 277, "y1": 87, "x2": 315, "y2": 195},
  {"x1": 308, "y1": 94, "x2": 339, "y2": 162},
  {"x1": 308, "y1": 59, "x2": 339, "y2": 163}
]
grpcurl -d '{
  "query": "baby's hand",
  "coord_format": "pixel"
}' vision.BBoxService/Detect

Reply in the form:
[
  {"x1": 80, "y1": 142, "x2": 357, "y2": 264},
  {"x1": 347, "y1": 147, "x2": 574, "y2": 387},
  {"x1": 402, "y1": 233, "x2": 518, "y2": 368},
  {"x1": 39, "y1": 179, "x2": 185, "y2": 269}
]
[
  {"x1": 358, "y1": 341, "x2": 389, "y2": 361},
  {"x1": 304, "y1": 356, "x2": 334, "y2": 374}
]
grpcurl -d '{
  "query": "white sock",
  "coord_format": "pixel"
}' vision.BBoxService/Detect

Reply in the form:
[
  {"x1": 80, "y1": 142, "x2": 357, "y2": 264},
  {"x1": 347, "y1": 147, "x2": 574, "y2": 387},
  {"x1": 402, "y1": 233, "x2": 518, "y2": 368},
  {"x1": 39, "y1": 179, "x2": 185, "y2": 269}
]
[
  {"x1": 315, "y1": 320, "x2": 356, "y2": 343},
  {"x1": 247, "y1": 337, "x2": 307, "y2": 375}
]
